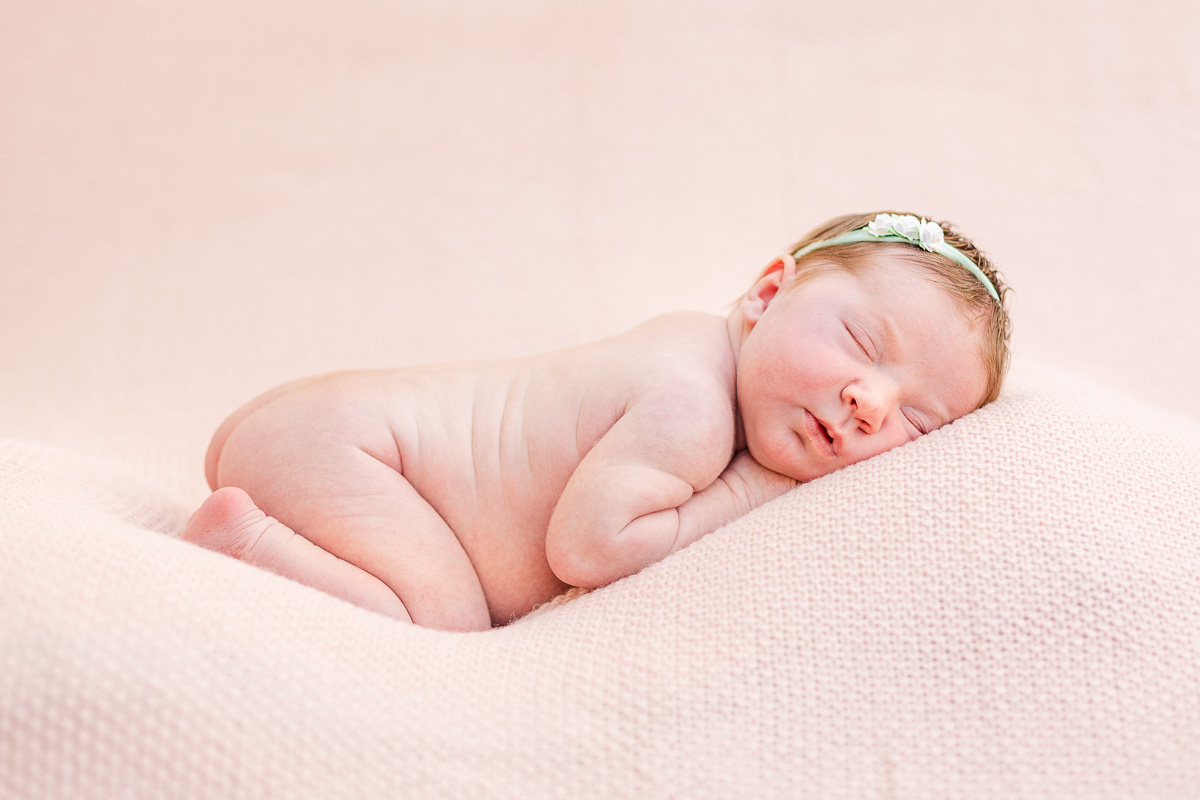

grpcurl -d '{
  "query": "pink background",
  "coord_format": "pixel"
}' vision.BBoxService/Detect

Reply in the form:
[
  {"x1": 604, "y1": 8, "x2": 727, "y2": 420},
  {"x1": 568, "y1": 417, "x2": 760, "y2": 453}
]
[{"x1": 3, "y1": 1, "x2": 1198, "y2": 499}]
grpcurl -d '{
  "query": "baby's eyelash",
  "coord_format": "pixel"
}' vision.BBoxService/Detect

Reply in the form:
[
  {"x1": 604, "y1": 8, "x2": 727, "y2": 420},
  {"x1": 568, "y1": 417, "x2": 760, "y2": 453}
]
[
  {"x1": 903, "y1": 409, "x2": 928, "y2": 436},
  {"x1": 846, "y1": 323, "x2": 873, "y2": 360}
]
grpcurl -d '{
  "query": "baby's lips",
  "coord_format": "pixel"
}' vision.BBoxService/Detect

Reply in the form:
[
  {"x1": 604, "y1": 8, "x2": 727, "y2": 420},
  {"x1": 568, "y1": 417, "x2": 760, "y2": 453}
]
[
  {"x1": 820, "y1": 416, "x2": 845, "y2": 455},
  {"x1": 803, "y1": 410, "x2": 837, "y2": 458}
]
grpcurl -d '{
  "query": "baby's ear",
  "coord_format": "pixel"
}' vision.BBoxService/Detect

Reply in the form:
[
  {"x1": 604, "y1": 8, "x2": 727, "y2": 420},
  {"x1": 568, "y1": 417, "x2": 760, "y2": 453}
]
[{"x1": 740, "y1": 254, "x2": 796, "y2": 326}]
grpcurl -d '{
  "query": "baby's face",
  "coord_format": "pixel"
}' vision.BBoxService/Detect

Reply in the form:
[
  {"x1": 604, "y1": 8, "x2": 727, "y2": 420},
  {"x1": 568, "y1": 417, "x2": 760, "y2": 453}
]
[{"x1": 736, "y1": 254, "x2": 988, "y2": 482}]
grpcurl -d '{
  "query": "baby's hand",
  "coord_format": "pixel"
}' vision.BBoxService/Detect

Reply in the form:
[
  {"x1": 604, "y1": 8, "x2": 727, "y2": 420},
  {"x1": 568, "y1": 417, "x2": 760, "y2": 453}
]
[
  {"x1": 715, "y1": 450, "x2": 799, "y2": 519},
  {"x1": 669, "y1": 450, "x2": 798, "y2": 556}
]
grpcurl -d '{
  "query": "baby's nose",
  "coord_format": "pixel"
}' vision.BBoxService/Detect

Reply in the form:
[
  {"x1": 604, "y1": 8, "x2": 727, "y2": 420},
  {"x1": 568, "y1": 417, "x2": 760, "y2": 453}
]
[{"x1": 845, "y1": 379, "x2": 898, "y2": 434}]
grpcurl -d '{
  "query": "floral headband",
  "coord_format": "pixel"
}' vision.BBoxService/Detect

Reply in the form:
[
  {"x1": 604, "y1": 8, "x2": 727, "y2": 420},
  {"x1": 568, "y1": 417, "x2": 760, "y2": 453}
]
[{"x1": 790, "y1": 213, "x2": 1001, "y2": 303}]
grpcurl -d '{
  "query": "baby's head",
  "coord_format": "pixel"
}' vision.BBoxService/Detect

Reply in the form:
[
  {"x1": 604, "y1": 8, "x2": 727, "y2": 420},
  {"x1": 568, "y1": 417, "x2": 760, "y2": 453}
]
[
  {"x1": 784, "y1": 211, "x2": 1011, "y2": 403},
  {"x1": 732, "y1": 211, "x2": 1011, "y2": 482}
]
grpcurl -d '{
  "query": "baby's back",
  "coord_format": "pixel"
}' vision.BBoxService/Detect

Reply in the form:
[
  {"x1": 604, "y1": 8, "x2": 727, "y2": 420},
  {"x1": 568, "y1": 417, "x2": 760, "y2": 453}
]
[
  {"x1": 380, "y1": 352, "x2": 620, "y2": 621},
  {"x1": 394, "y1": 312, "x2": 735, "y2": 619},
  {"x1": 210, "y1": 311, "x2": 736, "y2": 623}
]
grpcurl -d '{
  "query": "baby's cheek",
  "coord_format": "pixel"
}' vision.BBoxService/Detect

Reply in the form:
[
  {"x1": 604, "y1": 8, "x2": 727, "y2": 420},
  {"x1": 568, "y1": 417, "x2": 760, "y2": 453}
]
[{"x1": 749, "y1": 430, "x2": 808, "y2": 481}]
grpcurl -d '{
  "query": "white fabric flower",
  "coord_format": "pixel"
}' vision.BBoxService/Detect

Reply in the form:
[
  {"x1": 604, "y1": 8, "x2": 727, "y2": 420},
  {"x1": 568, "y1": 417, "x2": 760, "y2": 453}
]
[
  {"x1": 918, "y1": 220, "x2": 945, "y2": 250},
  {"x1": 892, "y1": 215, "x2": 921, "y2": 240},
  {"x1": 867, "y1": 214, "x2": 895, "y2": 237}
]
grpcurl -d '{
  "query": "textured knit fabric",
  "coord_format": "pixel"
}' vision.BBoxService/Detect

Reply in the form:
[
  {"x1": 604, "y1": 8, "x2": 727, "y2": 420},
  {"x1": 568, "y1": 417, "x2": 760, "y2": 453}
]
[
  {"x1": 2, "y1": 382, "x2": 1199, "y2": 799},
  {"x1": 3, "y1": 1, "x2": 1199, "y2": 798}
]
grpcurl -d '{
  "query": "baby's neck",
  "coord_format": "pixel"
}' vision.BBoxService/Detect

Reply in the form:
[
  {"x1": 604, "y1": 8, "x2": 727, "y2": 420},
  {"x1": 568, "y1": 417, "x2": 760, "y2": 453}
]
[
  {"x1": 725, "y1": 308, "x2": 746, "y2": 360},
  {"x1": 726, "y1": 308, "x2": 749, "y2": 452}
]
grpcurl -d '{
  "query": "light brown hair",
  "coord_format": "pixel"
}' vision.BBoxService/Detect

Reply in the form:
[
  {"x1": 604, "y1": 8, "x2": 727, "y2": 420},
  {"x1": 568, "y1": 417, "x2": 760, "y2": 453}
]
[{"x1": 782, "y1": 211, "x2": 1012, "y2": 406}]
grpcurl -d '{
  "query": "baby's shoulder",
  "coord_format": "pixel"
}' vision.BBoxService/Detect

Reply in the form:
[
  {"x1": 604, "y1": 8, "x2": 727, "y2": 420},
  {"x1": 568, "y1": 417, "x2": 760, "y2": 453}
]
[
  {"x1": 628, "y1": 310, "x2": 728, "y2": 342},
  {"x1": 622, "y1": 311, "x2": 735, "y2": 388},
  {"x1": 563, "y1": 312, "x2": 735, "y2": 415},
  {"x1": 614, "y1": 311, "x2": 737, "y2": 432}
]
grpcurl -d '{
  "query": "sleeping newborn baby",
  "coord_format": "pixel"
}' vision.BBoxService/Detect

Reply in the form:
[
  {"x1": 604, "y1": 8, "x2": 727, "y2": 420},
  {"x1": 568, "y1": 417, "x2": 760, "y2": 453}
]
[{"x1": 183, "y1": 211, "x2": 1011, "y2": 631}]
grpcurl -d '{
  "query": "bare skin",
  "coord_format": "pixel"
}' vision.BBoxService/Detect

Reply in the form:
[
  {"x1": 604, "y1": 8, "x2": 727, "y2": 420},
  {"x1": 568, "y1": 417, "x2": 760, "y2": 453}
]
[{"x1": 184, "y1": 252, "x2": 989, "y2": 631}]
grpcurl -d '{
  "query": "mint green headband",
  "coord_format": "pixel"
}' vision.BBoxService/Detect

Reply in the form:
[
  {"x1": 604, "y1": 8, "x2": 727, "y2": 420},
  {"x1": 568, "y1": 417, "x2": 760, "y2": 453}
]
[{"x1": 791, "y1": 213, "x2": 1001, "y2": 303}]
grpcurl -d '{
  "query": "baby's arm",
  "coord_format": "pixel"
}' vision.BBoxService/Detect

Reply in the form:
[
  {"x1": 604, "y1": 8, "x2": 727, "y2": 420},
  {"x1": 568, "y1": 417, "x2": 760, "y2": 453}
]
[
  {"x1": 676, "y1": 448, "x2": 798, "y2": 546},
  {"x1": 545, "y1": 395, "x2": 796, "y2": 589}
]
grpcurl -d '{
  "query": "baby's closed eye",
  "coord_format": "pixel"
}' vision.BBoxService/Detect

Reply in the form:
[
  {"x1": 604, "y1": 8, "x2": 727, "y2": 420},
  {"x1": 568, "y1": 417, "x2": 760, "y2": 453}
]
[
  {"x1": 845, "y1": 322, "x2": 876, "y2": 361},
  {"x1": 901, "y1": 408, "x2": 928, "y2": 436}
]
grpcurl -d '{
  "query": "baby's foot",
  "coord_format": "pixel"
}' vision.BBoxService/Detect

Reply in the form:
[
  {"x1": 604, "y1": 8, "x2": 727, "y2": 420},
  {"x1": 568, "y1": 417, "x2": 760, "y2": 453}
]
[
  {"x1": 182, "y1": 487, "x2": 413, "y2": 621},
  {"x1": 182, "y1": 486, "x2": 283, "y2": 563}
]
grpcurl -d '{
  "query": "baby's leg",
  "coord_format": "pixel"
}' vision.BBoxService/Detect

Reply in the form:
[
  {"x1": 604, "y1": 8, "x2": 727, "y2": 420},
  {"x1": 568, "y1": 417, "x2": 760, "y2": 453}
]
[
  {"x1": 184, "y1": 487, "x2": 414, "y2": 621},
  {"x1": 201, "y1": 405, "x2": 492, "y2": 631}
]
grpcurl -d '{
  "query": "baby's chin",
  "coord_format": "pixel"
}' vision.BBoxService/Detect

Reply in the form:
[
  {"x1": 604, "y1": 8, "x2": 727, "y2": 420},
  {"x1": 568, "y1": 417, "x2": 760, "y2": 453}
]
[
  {"x1": 788, "y1": 463, "x2": 841, "y2": 484},
  {"x1": 746, "y1": 444, "x2": 830, "y2": 485}
]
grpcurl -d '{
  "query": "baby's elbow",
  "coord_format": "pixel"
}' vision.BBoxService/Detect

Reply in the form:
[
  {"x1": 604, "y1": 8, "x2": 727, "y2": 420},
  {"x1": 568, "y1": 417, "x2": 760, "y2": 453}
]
[
  {"x1": 546, "y1": 541, "x2": 600, "y2": 590},
  {"x1": 545, "y1": 534, "x2": 618, "y2": 590}
]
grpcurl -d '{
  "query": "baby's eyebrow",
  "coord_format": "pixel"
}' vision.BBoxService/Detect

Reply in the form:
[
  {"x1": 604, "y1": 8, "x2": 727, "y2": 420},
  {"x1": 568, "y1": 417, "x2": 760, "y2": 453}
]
[{"x1": 878, "y1": 312, "x2": 901, "y2": 360}]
